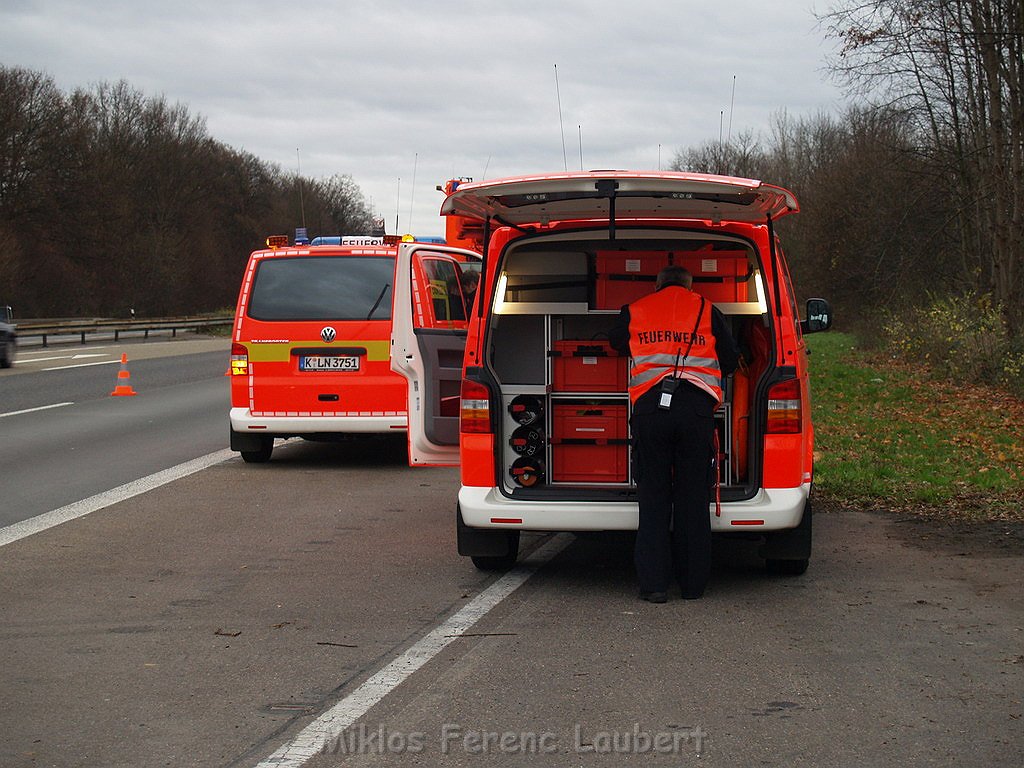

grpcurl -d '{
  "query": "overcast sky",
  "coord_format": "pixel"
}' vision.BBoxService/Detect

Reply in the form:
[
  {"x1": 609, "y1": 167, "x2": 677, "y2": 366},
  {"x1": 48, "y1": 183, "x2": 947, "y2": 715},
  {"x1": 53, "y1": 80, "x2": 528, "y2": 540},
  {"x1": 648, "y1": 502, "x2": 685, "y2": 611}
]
[{"x1": 2, "y1": 0, "x2": 845, "y2": 237}]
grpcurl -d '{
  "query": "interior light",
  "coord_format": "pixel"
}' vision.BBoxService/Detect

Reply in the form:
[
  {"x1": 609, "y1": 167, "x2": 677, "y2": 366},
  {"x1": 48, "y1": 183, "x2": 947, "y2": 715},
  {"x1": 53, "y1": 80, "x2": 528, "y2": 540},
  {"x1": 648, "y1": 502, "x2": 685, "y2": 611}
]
[
  {"x1": 754, "y1": 271, "x2": 768, "y2": 313},
  {"x1": 494, "y1": 272, "x2": 508, "y2": 314}
]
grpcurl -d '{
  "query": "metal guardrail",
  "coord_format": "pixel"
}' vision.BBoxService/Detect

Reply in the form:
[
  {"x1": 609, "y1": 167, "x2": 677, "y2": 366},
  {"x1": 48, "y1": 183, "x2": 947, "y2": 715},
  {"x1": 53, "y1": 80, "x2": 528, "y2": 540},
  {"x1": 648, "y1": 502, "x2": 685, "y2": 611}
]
[{"x1": 15, "y1": 316, "x2": 234, "y2": 347}]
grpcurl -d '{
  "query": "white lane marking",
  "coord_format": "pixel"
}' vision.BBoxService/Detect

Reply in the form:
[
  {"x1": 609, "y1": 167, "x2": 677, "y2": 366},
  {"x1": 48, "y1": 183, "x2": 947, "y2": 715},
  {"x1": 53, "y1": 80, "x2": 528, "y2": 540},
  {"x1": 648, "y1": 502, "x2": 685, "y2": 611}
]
[
  {"x1": 0, "y1": 448, "x2": 235, "y2": 548},
  {"x1": 0, "y1": 402, "x2": 74, "y2": 419},
  {"x1": 16, "y1": 352, "x2": 109, "y2": 364},
  {"x1": 42, "y1": 360, "x2": 121, "y2": 371},
  {"x1": 255, "y1": 534, "x2": 573, "y2": 768}
]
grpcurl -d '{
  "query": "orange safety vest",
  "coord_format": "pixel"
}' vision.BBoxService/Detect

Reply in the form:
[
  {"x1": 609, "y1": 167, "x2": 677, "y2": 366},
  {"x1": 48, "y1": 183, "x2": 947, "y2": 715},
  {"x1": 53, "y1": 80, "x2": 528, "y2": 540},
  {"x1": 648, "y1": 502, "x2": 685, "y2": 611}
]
[{"x1": 627, "y1": 285, "x2": 723, "y2": 404}]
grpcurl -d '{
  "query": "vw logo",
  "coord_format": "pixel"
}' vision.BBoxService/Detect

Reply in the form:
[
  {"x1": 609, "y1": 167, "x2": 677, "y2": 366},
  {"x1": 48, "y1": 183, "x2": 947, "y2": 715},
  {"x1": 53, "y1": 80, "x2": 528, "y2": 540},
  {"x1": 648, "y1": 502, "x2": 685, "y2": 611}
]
[{"x1": 320, "y1": 326, "x2": 337, "y2": 343}]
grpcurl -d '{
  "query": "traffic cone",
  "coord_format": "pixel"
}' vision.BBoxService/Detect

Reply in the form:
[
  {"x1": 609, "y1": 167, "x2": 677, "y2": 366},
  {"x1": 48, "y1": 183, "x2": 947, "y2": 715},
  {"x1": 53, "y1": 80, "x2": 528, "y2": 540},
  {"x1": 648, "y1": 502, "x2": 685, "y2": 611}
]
[{"x1": 110, "y1": 353, "x2": 138, "y2": 396}]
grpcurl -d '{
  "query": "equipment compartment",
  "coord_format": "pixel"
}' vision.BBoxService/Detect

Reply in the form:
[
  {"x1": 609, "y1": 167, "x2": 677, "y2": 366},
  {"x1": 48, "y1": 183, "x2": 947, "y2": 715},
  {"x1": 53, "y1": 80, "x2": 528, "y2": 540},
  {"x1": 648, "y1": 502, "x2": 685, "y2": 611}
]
[
  {"x1": 551, "y1": 401, "x2": 629, "y2": 483},
  {"x1": 594, "y1": 250, "x2": 666, "y2": 309},
  {"x1": 550, "y1": 339, "x2": 627, "y2": 392}
]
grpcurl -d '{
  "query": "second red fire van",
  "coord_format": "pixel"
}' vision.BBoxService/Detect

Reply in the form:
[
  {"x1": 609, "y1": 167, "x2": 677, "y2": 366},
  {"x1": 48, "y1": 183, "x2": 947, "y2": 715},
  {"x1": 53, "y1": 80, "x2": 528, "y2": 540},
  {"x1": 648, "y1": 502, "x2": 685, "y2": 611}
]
[{"x1": 230, "y1": 235, "x2": 479, "y2": 462}]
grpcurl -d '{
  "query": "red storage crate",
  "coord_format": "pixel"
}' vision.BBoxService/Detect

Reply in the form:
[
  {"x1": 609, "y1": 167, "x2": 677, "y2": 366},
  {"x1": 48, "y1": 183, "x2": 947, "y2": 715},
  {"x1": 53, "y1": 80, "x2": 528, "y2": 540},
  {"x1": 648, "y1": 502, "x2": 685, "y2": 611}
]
[
  {"x1": 679, "y1": 251, "x2": 753, "y2": 303},
  {"x1": 594, "y1": 251, "x2": 667, "y2": 309},
  {"x1": 551, "y1": 403, "x2": 629, "y2": 483},
  {"x1": 551, "y1": 340, "x2": 627, "y2": 392}
]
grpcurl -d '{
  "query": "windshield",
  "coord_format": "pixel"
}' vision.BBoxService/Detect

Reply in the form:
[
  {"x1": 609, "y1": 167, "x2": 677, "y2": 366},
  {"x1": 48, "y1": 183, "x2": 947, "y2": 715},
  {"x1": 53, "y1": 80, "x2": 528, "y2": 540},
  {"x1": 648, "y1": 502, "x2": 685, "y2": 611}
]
[{"x1": 247, "y1": 256, "x2": 394, "y2": 321}]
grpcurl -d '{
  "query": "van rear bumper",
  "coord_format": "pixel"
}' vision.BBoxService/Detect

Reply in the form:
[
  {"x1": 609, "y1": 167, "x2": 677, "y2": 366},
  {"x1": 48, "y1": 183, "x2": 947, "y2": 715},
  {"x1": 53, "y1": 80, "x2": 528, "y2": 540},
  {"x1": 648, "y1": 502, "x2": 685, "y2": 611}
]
[
  {"x1": 229, "y1": 407, "x2": 407, "y2": 436},
  {"x1": 457, "y1": 484, "x2": 810, "y2": 532}
]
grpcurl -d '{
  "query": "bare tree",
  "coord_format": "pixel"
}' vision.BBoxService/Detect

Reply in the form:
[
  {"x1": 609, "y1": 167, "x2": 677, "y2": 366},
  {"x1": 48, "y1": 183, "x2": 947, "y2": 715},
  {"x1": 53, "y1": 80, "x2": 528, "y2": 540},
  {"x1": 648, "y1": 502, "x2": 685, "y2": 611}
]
[
  {"x1": 821, "y1": 0, "x2": 1024, "y2": 335},
  {"x1": 0, "y1": 65, "x2": 378, "y2": 317}
]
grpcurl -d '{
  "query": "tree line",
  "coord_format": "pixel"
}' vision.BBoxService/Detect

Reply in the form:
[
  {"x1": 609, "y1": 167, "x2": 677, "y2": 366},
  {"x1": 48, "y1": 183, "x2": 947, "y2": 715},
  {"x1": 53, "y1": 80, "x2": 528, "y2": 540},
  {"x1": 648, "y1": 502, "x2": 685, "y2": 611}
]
[
  {"x1": 673, "y1": 0, "x2": 1022, "y2": 346},
  {"x1": 0, "y1": 66, "x2": 376, "y2": 318}
]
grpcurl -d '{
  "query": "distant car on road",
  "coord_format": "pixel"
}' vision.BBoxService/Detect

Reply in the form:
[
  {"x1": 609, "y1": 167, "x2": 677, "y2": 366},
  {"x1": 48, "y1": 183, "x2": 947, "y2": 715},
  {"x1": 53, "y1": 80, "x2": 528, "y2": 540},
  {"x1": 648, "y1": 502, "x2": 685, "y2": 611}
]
[{"x1": 1, "y1": 305, "x2": 15, "y2": 368}]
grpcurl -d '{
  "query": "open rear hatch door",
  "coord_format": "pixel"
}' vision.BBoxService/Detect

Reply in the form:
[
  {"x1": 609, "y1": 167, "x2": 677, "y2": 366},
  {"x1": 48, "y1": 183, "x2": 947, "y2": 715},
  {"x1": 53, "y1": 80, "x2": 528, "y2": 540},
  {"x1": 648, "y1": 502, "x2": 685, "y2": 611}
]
[{"x1": 440, "y1": 171, "x2": 798, "y2": 226}]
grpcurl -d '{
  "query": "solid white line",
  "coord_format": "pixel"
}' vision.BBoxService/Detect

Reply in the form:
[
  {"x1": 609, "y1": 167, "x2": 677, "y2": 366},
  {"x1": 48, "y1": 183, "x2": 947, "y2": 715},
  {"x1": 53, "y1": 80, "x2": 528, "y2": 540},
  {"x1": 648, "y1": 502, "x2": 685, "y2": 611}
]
[
  {"x1": 42, "y1": 359, "x2": 121, "y2": 371},
  {"x1": 0, "y1": 402, "x2": 74, "y2": 419},
  {"x1": 254, "y1": 534, "x2": 573, "y2": 767},
  {"x1": 0, "y1": 448, "x2": 236, "y2": 548}
]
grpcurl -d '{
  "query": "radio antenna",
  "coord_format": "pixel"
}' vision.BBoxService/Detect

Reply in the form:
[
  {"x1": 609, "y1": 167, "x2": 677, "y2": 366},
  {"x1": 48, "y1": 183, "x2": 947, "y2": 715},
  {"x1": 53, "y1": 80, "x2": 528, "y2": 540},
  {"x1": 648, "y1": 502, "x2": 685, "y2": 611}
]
[
  {"x1": 578, "y1": 125, "x2": 584, "y2": 170},
  {"x1": 728, "y1": 75, "x2": 736, "y2": 143},
  {"x1": 295, "y1": 148, "x2": 306, "y2": 228},
  {"x1": 554, "y1": 64, "x2": 567, "y2": 171},
  {"x1": 408, "y1": 152, "x2": 418, "y2": 233},
  {"x1": 394, "y1": 177, "x2": 401, "y2": 235},
  {"x1": 482, "y1": 155, "x2": 491, "y2": 180}
]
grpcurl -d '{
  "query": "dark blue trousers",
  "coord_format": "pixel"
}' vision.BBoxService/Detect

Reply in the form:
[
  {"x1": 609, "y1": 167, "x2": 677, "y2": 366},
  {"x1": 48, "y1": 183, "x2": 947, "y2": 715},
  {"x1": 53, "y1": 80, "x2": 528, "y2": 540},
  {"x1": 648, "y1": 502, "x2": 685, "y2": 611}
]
[{"x1": 631, "y1": 384, "x2": 716, "y2": 597}]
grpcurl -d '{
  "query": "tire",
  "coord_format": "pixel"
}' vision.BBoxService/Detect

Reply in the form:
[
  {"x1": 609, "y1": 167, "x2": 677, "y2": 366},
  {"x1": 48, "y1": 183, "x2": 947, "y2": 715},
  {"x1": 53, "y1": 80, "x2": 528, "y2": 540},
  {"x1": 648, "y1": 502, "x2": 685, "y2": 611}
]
[
  {"x1": 457, "y1": 505, "x2": 521, "y2": 570},
  {"x1": 766, "y1": 557, "x2": 809, "y2": 576},
  {"x1": 0, "y1": 337, "x2": 13, "y2": 369},
  {"x1": 471, "y1": 537, "x2": 520, "y2": 572},
  {"x1": 760, "y1": 499, "x2": 812, "y2": 576},
  {"x1": 240, "y1": 436, "x2": 273, "y2": 463}
]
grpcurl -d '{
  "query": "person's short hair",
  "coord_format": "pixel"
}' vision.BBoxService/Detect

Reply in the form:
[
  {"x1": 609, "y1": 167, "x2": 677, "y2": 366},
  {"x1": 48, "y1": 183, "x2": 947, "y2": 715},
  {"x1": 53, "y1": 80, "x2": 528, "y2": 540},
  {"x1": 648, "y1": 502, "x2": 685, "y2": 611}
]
[{"x1": 655, "y1": 265, "x2": 692, "y2": 290}]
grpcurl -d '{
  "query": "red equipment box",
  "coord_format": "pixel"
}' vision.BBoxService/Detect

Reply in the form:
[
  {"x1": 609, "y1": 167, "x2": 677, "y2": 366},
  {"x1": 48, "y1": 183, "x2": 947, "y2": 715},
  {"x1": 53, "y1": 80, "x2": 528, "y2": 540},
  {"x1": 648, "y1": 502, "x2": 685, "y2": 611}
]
[
  {"x1": 594, "y1": 251, "x2": 667, "y2": 309},
  {"x1": 678, "y1": 250, "x2": 753, "y2": 303},
  {"x1": 551, "y1": 340, "x2": 627, "y2": 392},
  {"x1": 593, "y1": 249, "x2": 754, "y2": 306},
  {"x1": 551, "y1": 402, "x2": 629, "y2": 483}
]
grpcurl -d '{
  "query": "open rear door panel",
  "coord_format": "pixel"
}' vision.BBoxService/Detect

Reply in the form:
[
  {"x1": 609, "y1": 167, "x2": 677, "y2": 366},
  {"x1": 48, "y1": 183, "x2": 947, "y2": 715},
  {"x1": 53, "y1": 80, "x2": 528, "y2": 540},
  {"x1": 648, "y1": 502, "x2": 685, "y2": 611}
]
[{"x1": 391, "y1": 243, "x2": 479, "y2": 465}]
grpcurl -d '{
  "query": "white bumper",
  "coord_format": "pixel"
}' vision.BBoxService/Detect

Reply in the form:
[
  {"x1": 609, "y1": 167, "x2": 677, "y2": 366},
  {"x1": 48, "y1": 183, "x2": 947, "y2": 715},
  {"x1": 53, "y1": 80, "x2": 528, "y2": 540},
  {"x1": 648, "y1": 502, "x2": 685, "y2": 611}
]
[
  {"x1": 458, "y1": 484, "x2": 810, "y2": 533},
  {"x1": 230, "y1": 407, "x2": 406, "y2": 435}
]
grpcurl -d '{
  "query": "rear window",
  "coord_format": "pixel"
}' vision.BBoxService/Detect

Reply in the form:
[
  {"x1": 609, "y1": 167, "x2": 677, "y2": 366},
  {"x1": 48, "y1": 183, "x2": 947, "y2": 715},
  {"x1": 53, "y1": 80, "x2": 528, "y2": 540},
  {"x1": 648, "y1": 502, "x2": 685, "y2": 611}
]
[{"x1": 247, "y1": 256, "x2": 394, "y2": 321}]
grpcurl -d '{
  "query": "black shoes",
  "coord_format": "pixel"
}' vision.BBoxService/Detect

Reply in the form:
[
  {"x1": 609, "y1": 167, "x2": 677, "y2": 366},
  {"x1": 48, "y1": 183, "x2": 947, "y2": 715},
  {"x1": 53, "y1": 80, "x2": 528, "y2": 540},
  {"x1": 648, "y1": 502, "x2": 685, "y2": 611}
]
[{"x1": 639, "y1": 591, "x2": 668, "y2": 603}]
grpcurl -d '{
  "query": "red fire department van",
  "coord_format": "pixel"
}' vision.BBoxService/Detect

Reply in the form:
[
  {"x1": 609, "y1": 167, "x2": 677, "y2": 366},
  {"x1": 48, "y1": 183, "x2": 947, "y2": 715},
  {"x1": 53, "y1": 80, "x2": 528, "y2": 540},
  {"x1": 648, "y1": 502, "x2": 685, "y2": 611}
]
[
  {"x1": 230, "y1": 234, "x2": 479, "y2": 462},
  {"x1": 391, "y1": 171, "x2": 832, "y2": 572}
]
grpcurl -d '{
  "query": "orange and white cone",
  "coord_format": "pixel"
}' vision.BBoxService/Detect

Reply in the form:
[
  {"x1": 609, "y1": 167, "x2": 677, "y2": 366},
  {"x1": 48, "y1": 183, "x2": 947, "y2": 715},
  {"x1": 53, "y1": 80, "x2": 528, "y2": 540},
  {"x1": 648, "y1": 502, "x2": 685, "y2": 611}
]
[{"x1": 110, "y1": 353, "x2": 137, "y2": 396}]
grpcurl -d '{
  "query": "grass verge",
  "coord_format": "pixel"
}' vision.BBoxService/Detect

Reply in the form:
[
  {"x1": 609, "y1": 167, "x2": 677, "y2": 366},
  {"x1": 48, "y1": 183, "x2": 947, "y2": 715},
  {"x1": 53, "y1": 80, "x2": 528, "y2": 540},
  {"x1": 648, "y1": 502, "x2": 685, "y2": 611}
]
[{"x1": 808, "y1": 332, "x2": 1024, "y2": 522}]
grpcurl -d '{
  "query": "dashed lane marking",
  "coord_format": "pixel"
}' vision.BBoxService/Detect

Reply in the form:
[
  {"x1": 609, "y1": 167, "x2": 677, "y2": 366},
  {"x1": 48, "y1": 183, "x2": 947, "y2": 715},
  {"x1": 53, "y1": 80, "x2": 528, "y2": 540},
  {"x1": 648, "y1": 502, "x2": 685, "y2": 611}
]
[{"x1": 0, "y1": 402, "x2": 74, "y2": 419}]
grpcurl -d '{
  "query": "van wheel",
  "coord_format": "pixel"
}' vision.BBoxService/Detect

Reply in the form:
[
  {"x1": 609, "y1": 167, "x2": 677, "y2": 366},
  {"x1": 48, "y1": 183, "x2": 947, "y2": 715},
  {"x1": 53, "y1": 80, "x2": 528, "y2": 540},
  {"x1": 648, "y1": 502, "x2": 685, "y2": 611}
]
[
  {"x1": 766, "y1": 558, "x2": 809, "y2": 576},
  {"x1": 0, "y1": 338, "x2": 13, "y2": 368},
  {"x1": 241, "y1": 437, "x2": 273, "y2": 463},
  {"x1": 471, "y1": 537, "x2": 520, "y2": 572}
]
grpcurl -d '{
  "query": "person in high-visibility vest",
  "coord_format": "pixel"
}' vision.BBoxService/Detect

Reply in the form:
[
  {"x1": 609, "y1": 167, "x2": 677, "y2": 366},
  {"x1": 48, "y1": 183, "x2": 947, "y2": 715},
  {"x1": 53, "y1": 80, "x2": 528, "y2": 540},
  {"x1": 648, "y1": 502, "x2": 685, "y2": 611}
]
[{"x1": 610, "y1": 265, "x2": 739, "y2": 601}]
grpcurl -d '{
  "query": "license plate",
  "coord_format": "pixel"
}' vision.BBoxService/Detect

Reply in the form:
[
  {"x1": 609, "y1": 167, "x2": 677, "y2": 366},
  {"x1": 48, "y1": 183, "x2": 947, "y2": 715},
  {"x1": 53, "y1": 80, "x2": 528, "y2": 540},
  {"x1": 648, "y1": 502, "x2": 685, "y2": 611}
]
[{"x1": 300, "y1": 355, "x2": 360, "y2": 371}]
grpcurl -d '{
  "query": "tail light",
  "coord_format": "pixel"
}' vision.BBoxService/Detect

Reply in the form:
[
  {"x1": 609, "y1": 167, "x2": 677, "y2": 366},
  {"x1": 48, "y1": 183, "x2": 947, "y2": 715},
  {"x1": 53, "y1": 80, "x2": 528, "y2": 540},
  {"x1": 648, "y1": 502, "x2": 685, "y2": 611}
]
[
  {"x1": 460, "y1": 378, "x2": 492, "y2": 434},
  {"x1": 230, "y1": 343, "x2": 249, "y2": 376},
  {"x1": 766, "y1": 378, "x2": 801, "y2": 433}
]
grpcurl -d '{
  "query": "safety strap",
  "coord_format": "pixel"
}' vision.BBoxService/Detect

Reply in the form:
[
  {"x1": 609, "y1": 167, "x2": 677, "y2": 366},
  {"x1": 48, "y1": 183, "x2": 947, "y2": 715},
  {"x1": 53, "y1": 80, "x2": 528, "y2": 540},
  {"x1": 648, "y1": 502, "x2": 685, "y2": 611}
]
[
  {"x1": 677, "y1": 296, "x2": 706, "y2": 372},
  {"x1": 713, "y1": 427, "x2": 721, "y2": 517}
]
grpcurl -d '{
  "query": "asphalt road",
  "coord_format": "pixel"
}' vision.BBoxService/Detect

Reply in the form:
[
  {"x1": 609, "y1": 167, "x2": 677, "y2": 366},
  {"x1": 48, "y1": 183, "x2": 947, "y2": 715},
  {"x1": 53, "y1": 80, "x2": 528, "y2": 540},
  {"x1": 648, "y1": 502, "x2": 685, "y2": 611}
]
[
  {"x1": 0, "y1": 338, "x2": 229, "y2": 525},
  {"x1": 0, "y1": 339, "x2": 1021, "y2": 767}
]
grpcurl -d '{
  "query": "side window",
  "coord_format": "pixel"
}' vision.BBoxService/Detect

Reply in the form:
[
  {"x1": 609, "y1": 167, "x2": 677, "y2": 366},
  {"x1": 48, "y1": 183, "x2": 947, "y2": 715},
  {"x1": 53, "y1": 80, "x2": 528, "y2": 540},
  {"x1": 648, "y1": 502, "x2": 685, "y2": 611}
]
[
  {"x1": 412, "y1": 255, "x2": 468, "y2": 329},
  {"x1": 778, "y1": 247, "x2": 803, "y2": 342}
]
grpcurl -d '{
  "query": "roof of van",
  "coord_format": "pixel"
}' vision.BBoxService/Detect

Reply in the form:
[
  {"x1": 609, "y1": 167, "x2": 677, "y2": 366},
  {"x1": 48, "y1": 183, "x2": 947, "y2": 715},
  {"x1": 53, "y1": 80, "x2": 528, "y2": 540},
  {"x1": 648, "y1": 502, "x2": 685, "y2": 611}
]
[{"x1": 439, "y1": 171, "x2": 799, "y2": 225}]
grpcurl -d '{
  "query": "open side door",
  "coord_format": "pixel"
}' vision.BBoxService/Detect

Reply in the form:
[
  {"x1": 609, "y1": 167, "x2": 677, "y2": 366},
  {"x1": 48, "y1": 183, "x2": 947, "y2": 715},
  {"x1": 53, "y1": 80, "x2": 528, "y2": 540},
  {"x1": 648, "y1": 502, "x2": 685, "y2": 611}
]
[{"x1": 391, "y1": 242, "x2": 480, "y2": 465}]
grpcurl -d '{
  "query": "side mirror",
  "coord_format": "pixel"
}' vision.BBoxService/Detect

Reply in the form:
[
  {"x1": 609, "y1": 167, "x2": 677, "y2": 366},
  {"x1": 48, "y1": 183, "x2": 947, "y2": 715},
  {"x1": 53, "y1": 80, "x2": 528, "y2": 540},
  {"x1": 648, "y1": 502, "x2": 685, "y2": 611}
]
[
  {"x1": 2, "y1": 305, "x2": 12, "y2": 324},
  {"x1": 801, "y1": 298, "x2": 832, "y2": 334}
]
